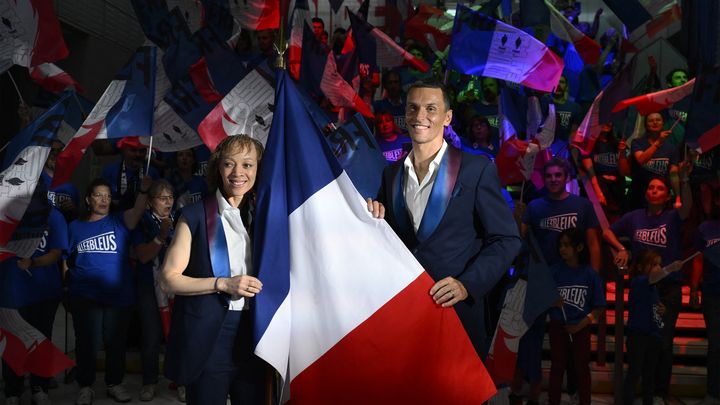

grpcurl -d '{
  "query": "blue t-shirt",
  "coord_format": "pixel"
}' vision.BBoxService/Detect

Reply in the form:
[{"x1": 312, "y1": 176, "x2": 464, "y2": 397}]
[
  {"x1": 611, "y1": 208, "x2": 683, "y2": 282},
  {"x1": 0, "y1": 208, "x2": 67, "y2": 308},
  {"x1": 627, "y1": 275, "x2": 663, "y2": 338},
  {"x1": 522, "y1": 194, "x2": 599, "y2": 265},
  {"x1": 167, "y1": 173, "x2": 208, "y2": 208},
  {"x1": 690, "y1": 148, "x2": 718, "y2": 183},
  {"x1": 67, "y1": 213, "x2": 135, "y2": 305},
  {"x1": 552, "y1": 99, "x2": 583, "y2": 142},
  {"x1": 193, "y1": 145, "x2": 211, "y2": 177},
  {"x1": 131, "y1": 210, "x2": 175, "y2": 283},
  {"x1": 548, "y1": 262, "x2": 606, "y2": 324},
  {"x1": 376, "y1": 135, "x2": 411, "y2": 163},
  {"x1": 630, "y1": 137, "x2": 680, "y2": 185},
  {"x1": 583, "y1": 138, "x2": 621, "y2": 177},
  {"x1": 697, "y1": 220, "x2": 720, "y2": 297},
  {"x1": 373, "y1": 98, "x2": 407, "y2": 132},
  {"x1": 41, "y1": 171, "x2": 79, "y2": 217}
]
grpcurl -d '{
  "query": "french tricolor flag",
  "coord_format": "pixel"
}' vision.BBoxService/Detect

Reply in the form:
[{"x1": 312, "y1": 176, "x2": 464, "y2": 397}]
[
  {"x1": 252, "y1": 70, "x2": 496, "y2": 403},
  {"x1": 447, "y1": 5, "x2": 563, "y2": 93},
  {"x1": 52, "y1": 46, "x2": 156, "y2": 188}
]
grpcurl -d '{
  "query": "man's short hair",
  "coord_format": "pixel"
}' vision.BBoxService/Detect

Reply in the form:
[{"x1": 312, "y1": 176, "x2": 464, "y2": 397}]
[
  {"x1": 311, "y1": 17, "x2": 324, "y2": 27},
  {"x1": 543, "y1": 157, "x2": 571, "y2": 178},
  {"x1": 382, "y1": 70, "x2": 400, "y2": 87},
  {"x1": 407, "y1": 79, "x2": 452, "y2": 111}
]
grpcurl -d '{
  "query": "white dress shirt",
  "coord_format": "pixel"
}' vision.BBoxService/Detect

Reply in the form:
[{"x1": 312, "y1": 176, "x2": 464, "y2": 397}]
[
  {"x1": 216, "y1": 189, "x2": 252, "y2": 311},
  {"x1": 403, "y1": 140, "x2": 448, "y2": 232}
]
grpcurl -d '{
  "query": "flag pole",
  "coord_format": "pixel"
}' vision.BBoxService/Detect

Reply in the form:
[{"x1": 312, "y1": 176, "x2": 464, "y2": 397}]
[
  {"x1": 6, "y1": 70, "x2": 26, "y2": 106},
  {"x1": 145, "y1": 136, "x2": 154, "y2": 175},
  {"x1": 560, "y1": 305, "x2": 573, "y2": 343}
]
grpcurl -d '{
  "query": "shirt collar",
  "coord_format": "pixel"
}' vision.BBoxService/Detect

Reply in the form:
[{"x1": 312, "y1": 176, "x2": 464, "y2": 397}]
[
  {"x1": 404, "y1": 139, "x2": 448, "y2": 173},
  {"x1": 216, "y1": 189, "x2": 239, "y2": 215}
]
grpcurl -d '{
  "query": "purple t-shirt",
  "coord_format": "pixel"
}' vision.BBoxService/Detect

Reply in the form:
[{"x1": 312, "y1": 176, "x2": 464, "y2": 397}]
[
  {"x1": 548, "y1": 262, "x2": 606, "y2": 325},
  {"x1": 611, "y1": 208, "x2": 683, "y2": 282},
  {"x1": 630, "y1": 137, "x2": 680, "y2": 186},
  {"x1": 376, "y1": 135, "x2": 411, "y2": 163},
  {"x1": 627, "y1": 275, "x2": 663, "y2": 338},
  {"x1": 523, "y1": 194, "x2": 599, "y2": 265},
  {"x1": 697, "y1": 220, "x2": 720, "y2": 297}
]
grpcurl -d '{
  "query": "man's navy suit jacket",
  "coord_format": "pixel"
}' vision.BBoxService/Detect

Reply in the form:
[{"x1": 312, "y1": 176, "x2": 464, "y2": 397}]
[{"x1": 378, "y1": 145, "x2": 522, "y2": 355}]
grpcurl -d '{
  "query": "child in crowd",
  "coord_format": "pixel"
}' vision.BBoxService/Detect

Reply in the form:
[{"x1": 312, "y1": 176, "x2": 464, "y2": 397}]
[
  {"x1": 624, "y1": 250, "x2": 682, "y2": 405},
  {"x1": 548, "y1": 228, "x2": 606, "y2": 405}
]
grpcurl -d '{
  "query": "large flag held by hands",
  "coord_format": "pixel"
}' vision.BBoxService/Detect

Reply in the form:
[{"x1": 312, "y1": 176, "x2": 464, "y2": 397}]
[
  {"x1": 52, "y1": 47, "x2": 156, "y2": 188},
  {"x1": 252, "y1": 70, "x2": 496, "y2": 403},
  {"x1": 0, "y1": 92, "x2": 70, "y2": 260},
  {"x1": 448, "y1": 5, "x2": 563, "y2": 93},
  {"x1": 612, "y1": 78, "x2": 695, "y2": 115}
]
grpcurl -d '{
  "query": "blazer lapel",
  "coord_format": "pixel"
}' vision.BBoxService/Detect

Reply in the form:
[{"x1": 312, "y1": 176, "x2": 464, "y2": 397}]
[
  {"x1": 389, "y1": 163, "x2": 417, "y2": 246},
  {"x1": 416, "y1": 146, "x2": 462, "y2": 242}
]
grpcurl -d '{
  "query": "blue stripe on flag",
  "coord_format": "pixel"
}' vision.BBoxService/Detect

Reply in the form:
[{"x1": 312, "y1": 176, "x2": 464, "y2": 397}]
[
  {"x1": 253, "y1": 70, "x2": 343, "y2": 343},
  {"x1": 447, "y1": 5, "x2": 496, "y2": 76},
  {"x1": 105, "y1": 47, "x2": 157, "y2": 138}
]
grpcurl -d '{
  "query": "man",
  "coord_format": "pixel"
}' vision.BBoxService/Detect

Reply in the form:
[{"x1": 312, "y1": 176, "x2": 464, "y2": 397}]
[
  {"x1": 373, "y1": 70, "x2": 407, "y2": 131},
  {"x1": 511, "y1": 157, "x2": 602, "y2": 405},
  {"x1": 664, "y1": 68, "x2": 691, "y2": 146},
  {"x1": 101, "y1": 137, "x2": 160, "y2": 211},
  {"x1": 370, "y1": 79, "x2": 522, "y2": 355},
  {"x1": 549, "y1": 76, "x2": 582, "y2": 144},
  {"x1": 311, "y1": 17, "x2": 325, "y2": 41}
]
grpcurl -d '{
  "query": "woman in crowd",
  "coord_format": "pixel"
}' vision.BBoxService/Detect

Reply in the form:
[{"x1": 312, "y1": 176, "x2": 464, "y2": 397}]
[
  {"x1": 166, "y1": 148, "x2": 208, "y2": 209},
  {"x1": 603, "y1": 166, "x2": 692, "y2": 402},
  {"x1": 1, "y1": 207, "x2": 67, "y2": 405},
  {"x1": 580, "y1": 122, "x2": 630, "y2": 223},
  {"x1": 161, "y1": 135, "x2": 267, "y2": 405},
  {"x1": 461, "y1": 114, "x2": 496, "y2": 158},
  {"x1": 131, "y1": 179, "x2": 179, "y2": 401},
  {"x1": 67, "y1": 176, "x2": 151, "y2": 405},
  {"x1": 629, "y1": 112, "x2": 682, "y2": 210}
]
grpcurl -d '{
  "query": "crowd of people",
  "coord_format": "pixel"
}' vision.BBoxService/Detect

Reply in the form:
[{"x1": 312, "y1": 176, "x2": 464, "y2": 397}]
[{"x1": 1, "y1": 4, "x2": 718, "y2": 405}]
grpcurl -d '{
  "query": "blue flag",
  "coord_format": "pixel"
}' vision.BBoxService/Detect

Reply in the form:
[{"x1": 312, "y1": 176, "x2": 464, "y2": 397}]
[
  {"x1": 523, "y1": 232, "x2": 560, "y2": 324},
  {"x1": 602, "y1": 0, "x2": 652, "y2": 33},
  {"x1": 500, "y1": 86, "x2": 528, "y2": 138},
  {"x1": 299, "y1": 22, "x2": 328, "y2": 100},
  {"x1": 324, "y1": 113, "x2": 387, "y2": 199}
]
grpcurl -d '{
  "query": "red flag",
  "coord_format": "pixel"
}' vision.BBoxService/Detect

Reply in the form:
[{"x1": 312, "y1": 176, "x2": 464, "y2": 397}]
[
  {"x1": 627, "y1": 3, "x2": 682, "y2": 52},
  {"x1": 0, "y1": 309, "x2": 74, "y2": 377},
  {"x1": 29, "y1": 63, "x2": 83, "y2": 93},
  {"x1": 612, "y1": 78, "x2": 695, "y2": 115},
  {"x1": 231, "y1": 0, "x2": 279, "y2": 30},
  {"x1": 404, "y1": 5, "x2": 452, "y2": 52},
  {"x1": 188, "y1": 58, "x2": 223, "y2": 104},
  {"x1": 495, "y1": 137, "x2": 540, "y2": 185},
  {"x1": 486, "y1": 280, "x2": 530, "y2": 384}
]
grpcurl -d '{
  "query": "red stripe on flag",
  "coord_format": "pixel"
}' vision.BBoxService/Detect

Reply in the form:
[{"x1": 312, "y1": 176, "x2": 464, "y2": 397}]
[
  {"x1": 189, "y1": 58, "x2": 223, "y2": 104},
  {"x1": 51, "y1": 121, "x2": 103, "y2": 188},
  {"x1": 699, "y1": 123, "x2": 720, "y2": 153},
  {"x1": 646, "y1": 4, "x2": 681, "y2": 39},
  {"x1": 573, "y1": 35, "x2": 601, "y2": 66},
  {"x1": 290, "y1": 272, "x2": 496, "y2": 404},
  {"x1": 198, "y1": 105, "x2": 232, "y2": 152},
  {"x1": 29, "y1": 0, "x2": 69, "y2": 65},
  {"x1": 24, "y1": 339, "x2": 75, "y2": 377}
]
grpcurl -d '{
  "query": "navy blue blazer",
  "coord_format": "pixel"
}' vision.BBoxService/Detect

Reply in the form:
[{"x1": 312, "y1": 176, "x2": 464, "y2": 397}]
[
  {"x1": 164, "y1": 196, "x2": 253, "y2": 385},
  {"x1": 378, "y1": 146, "x2": 522, "y2": 354}
]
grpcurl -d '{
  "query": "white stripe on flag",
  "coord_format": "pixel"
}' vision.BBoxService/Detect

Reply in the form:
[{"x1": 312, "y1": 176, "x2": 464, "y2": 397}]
[{"x1": 286, "y1": 171, "x2": 423, "y2": 379}]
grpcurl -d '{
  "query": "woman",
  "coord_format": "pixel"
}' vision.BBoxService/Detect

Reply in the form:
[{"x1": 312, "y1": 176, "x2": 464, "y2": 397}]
[
  {"x1": 131, "y1": 179, "x2": 178, "y2": 401},
  {"x1": 1, "y1": 207, "x2": 67, "y2": 405},
  {"x1": 161, "y1": 135, "x2": 267, "y2": 405},
  {"x1": 167, "y1": 148, "x2": 208, "y2": 209},
  {"x1": 461, "y1": 115, "x2": 496, "y2": 158},
  {"x1": 603, "y1": 168, "x2": 692, "y2": 402},
  {"x1": 67, "y1": 176, "x2": 151, "y2": 405},
  {"x1": 580, "y1": 122, "x2": 630, "y2": 222},
  {"x1": 629, "y1": 112, "x2": 682, "y2": 210}
]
